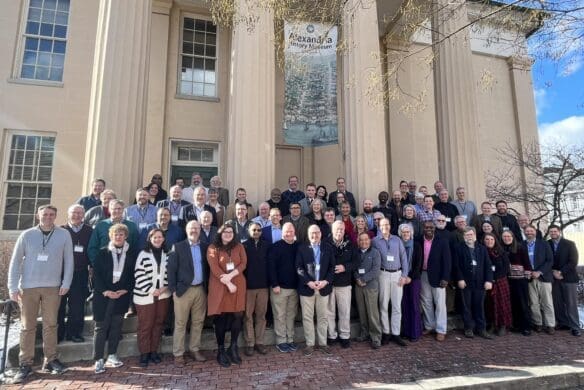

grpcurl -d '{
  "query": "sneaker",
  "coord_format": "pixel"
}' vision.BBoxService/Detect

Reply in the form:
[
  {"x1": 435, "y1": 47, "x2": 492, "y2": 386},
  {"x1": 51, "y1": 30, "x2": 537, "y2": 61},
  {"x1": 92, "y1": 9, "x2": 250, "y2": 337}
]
[
  {"x1": 287, "y1": 342, "x2": 298, "y2": 352},
  {"x1": 94, "y1": 359, "x2": 106, "y2": 374},
  {"x1": 320, "y1": 345, "x2": 332, "y2": 355},
  {"x1": 106, "y1": 354, "x2": 123, "y2": 368},
  {"x1": 303, "y1": 346, "x2": 314, "y2": 356},
  {"x1": 464, "y1": 329, "x2": 474, "y2": 338},
  {"x1": 479, "y1": 330, "x2": 494, "y2": 340},
  {"x1": 42, "y1": 359, "x2": 68, "y2": 375},
  {"x1": 392, "y1": 335, "x2": 407, "y2": 347},
  {"x1": 276, "y1": 343, "x2": 291, "y2": 353},
  {"x1": 12, "y1": 365, "x2": 32, "y2": 384}
]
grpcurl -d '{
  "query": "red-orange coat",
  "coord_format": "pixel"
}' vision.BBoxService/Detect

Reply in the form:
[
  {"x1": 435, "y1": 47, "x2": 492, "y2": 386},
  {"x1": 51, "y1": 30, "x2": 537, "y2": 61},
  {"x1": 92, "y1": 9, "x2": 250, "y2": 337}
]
[{"x1": 206, "y1": 243, "x2": 247, "y2": 316}]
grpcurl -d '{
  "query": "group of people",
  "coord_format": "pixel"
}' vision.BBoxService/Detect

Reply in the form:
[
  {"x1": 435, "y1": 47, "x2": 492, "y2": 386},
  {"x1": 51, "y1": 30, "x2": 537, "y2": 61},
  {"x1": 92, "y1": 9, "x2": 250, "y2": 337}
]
[{"x1": 6, "y1": 173, "x2": 581, "y2": 384}]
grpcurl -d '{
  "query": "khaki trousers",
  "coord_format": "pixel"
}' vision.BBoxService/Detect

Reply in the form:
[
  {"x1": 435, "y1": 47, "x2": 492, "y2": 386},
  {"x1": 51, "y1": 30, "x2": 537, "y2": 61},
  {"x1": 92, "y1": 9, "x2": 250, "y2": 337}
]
[
  {"x1": 528, "y1": 279, "x2": 555, "y2": 327},
  {"x1": 355, "y1": 285, "x2": 382, "y2": 343},
  {"x1": 378, "y1": 270, "x2": 403, "y2": 335},
  {"x1": 270, "y1": 288, "x2": 298, "y2": 344},
  {"x1": 326, "y1": 285, "x2": 352, "y2": 340},
  {"x1": 173, "y1": 285, "x2": 207, "y2": 356},
  {"x1": 300, "y1": 293, "x2": 328, "y2": 347},
  {"x1": 20, "y1": 287, "x2": 61, "y2": 365},
  {"x1": 244, "y1": 288, "x2": 269, "y2": 347}
]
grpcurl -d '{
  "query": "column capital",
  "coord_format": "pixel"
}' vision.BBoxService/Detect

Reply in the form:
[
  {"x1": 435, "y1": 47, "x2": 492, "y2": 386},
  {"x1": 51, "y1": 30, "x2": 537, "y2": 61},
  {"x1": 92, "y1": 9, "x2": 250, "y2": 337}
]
[
  {"x1": 153, "y1": 0, "x2": 172, "y2": 15},
  {"x1": 384, "y1": 36, "x2": 410, "y2": 52},
  {"x1": 507, "y1": 55, "x2": 534, "y2": 71}
]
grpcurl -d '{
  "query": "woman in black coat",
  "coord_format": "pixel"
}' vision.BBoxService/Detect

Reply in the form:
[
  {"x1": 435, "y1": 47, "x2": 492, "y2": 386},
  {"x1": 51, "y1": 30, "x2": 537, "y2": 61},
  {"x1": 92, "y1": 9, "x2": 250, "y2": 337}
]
[{"x1": 92, "y1": 223, "x2": 135, "y2": 374}]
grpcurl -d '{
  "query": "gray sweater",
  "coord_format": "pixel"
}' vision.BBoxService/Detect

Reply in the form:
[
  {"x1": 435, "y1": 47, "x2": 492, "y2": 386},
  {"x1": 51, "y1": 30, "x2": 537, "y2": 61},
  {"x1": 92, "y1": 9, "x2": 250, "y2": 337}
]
[{"x1": 8, "y1": 226, "x2": 74, "y2": 292}]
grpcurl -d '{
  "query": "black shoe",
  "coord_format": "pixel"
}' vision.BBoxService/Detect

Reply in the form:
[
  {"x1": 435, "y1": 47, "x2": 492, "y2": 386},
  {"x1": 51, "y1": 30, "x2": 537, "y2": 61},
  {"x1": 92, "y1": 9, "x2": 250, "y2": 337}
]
[
  {"x1": 139, "y1": 353, "x2": 150, "y2": 368},
  {"x1": 464, "y1": 329, "x2": 474, "y2": 338},
  {"x1": 12, "y1": 365, "x2": 32, "y2": 384},
  {"x1": 340, "y1": 339, "x2": 350, "y2": 349},
  {"x1": 163, "y1": 328, "x2": 173, "y2": 336},
  {"x1": 71, "y1": 335, "x2": 85, "y2": 343},
  {"x1": 327, "y1": 337, "x2": 338, "y2": 345},
  {"x1": 42, "y1": 359, "x2": 68, "y2": 375},
  {"x1": 521, "y1": 329, "x2": 532, "y2": 336},
  {"x1": 533, "y1": 325, "x2": 543, "y2": 333},
  {"x1": 392, "y1": 335, "x2": 407, "y2": 347},
  {"x1": 381, "y1": 333, "x2": 391, "y2": 345},
  {"x1": 227, "y1": 345, "x2": 242, "y2": 365},
  {"x1": 572, "y1": 329, "x2": 582, "y2": 337},
  {"x1": 478, "y1": 330, "x2": 494, "y2": 340},
  {"x1": 150, "y1": 352, "x2": 162, "y2": 364},
  {"x1": 217, "y1": 347, "x2": 231, "y2": 368}
]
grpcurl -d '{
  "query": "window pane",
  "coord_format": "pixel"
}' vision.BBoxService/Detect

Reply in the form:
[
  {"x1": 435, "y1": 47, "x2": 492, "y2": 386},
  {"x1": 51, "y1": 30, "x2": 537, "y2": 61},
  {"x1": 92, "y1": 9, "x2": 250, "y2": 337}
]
[
  {"x1": 182, "y1": 42, "x2": 193, "y2": 54},
  {"x1": 42, "y1": 10, "x2": 56, "y2": 23},
  {"x1": 54, "y1": 25, "x2": 67, "y2": 38},
  {"x1": 191, "y1": 149, "x2": 202, "y2": 161},
  {"x1": 26, "y1": 21, "x2": 40, "y2": 35},
  {"x1": 48, "y1": 67, "x2": 63, "y2": 81},
  {"x1": 38, "y1": 167, "x2": 52, "y2": 181},
  {"x1": 5, "y1": 199, "x2": 20, "y2": 214},
  {"x1": 40, "y1": 23, "x2": 53, "y2": 36},
  {"x1": 6, "y1": 184, "x2": 21, "y2": 198},
  {"x1": 28, "y1": 7, "x2": 42, "y2": 21},
  {"x1": 183, "y1": 30, "x2": 193, "y2": 42},
  {"x1": 206, "y1": 45, "x2": 216, "y2": 57},
  {"x1": 194, "y1": 44, "x2": 204, "y2": 56},
  {"x1": 44, "y1": 0, "x2": 57, "y2": 10},
  {"x1": 22, "y1": 185, "x2": 37, "y2": 198},
  {"x1": 53, "y1": 40, "x2": 66, "y2": 53},
  {"x1": 179, "y1": 81, "x2": 192, "y2": 95},
  {"x1": 38, "y1": 52, "x2": 51, "y2": 66},
  {"x1": 21, "y1": 65, "x2": 35, "y2": 79},
  {"x1": 202, "y1": 149, "x2": 213, "y2": 162},
  {"x1": 23, "y1": 51, "x2": 37, "y2": 65},
  {"x1": 181, "y1": 68, "x2": 193, "y2": 82},
  {"x1": 30, "y1": 0, "x2": 43, "y2": 7},
  {"x1": 206, "y1": 21, "x2": 217, "y2": 33},
  {"x1": 3, "y1": 215, "x2": 18, "y2": 230},
  {"x1": 22, "y1": 166, "x2": 34, "y2": 181},
  {"x1": 57, "y1": 0, "x2": 70, "y2": 12},
  {"x1": 51, "y1": 53, "x2": 64, "y2": 67},
  {"x1": 19, "y1": 215, "x2": 35, "y2": 230},
  {"x1": 38, "y1": 185, "x2": 52, "y2": 198},
  {"x1": 193, "y1": 68, "x2": 204, "y2": 83},
  {"x1": 178, "y1": 147, "x2": 189, "y2": 160},
  {"x1": 195, "y1": 20, "x2": 206, "y2": 31},
  {"x1": 195, "y1": 32, "x2": 205, "y2": 44},
  {"x1": 25, "y1": 37, "x2": 39, "y2": 51},
  {"x1": 184, "y1": 18, "x2": 194, "y2": 30},
  {"x1": 204, "y1": 84, "x2": 216, "y2": 97},
  {"x1": 55, "y1": 11, "x2": 68, "y2": 25},
  {"x1": 35, "y1": 66, "x2": 49, "y2": 80},
  {"x1": 39, "y1": 39, "x2": 52, "y2": 52},
  {"x1": 24, "y1": 151, "x2": 36, "y2": 165},
  {"x1": 41, "y1": 137, "x2": 55, "y2": 150},
  {"x1": 193, "y1": 83, "x2": 204, "y2": 96},
  {"x1": 181, "y1": 56, "x2": 192, "y2": 69},
  {"x1": 206, "y1": 33, "x2": 216, "y2": 45},
  {"x1": 205, "y1": 69, "x2": 215, "y2": 84}
]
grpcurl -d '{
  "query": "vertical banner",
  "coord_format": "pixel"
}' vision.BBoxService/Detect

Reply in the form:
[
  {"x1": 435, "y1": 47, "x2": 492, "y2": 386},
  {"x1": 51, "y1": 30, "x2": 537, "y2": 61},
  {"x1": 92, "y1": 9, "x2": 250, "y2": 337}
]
[{"x1": 283, "y1": 22, "x2": 338, "y2": 147}]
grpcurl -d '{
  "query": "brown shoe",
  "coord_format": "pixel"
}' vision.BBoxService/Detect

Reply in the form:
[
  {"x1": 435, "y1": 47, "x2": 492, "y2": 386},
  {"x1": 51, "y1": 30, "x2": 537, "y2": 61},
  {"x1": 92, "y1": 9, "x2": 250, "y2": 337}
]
[
  {"x1": 174, "y1": 355, "x2": 185, "y2": 367},
  {"x1": 189, "y1": 351, "x2": 207, "y2": 362},
  {"x1": 244, "y1": 347, "x2": 254, "y2": 356},
  {"x1": 545, "y1": 326, "x2": 555, "y2": 335},
  {"x1": 254, "y1": 344, "x2": 268, "y2": 355},
  {"x1": 436, "y1": 333, "x2": 446, "y2": 342},
  {"x1": 422, "y1": 329, "x2": 433, "y2": 336}
]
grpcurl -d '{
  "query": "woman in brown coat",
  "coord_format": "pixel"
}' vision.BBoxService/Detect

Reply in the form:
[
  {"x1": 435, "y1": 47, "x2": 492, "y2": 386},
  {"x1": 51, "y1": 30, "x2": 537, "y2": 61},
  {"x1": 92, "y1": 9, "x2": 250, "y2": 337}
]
[{"x1": 207, "y1": 222, "x2": 247, "y2": 367}]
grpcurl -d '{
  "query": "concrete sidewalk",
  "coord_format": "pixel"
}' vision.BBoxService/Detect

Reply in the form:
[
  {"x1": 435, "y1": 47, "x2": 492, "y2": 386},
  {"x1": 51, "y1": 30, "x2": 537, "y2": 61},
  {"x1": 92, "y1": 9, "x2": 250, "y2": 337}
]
[{"x1": 2, "y1": 328, "x2": 584, "y2": 389}]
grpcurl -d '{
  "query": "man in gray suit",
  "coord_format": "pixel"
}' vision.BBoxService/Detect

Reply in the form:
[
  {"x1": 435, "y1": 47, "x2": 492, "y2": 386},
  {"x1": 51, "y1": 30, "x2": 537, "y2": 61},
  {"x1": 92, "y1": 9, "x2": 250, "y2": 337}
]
[
  {"x1": 354, "y1": 232, "x2": 382, "y2": 349},
  {"x1": 167, "y1": 220, "x2": 209, "y2": 366}
]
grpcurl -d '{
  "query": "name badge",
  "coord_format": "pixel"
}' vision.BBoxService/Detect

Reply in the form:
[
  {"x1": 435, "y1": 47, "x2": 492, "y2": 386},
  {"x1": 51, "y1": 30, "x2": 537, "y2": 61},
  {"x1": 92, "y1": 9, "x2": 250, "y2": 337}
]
[
  {"x1": 240, "y1": 238, "x2": 247, "y2": 243},
  {"x1": 226, "y1": 262, "x2": 235, "y2": 271},
  {"x1": 387, "y1": 255, "x2": 395, "y2": 262},
  {"x1": 315, "y1": 264, "x2": 321, "y2": 272},
  {"x1": 471, "y1": 260, "x2": 477, "y2": 266},
  {"x1": 503, "y1": 227, "x2": 510, "y2": 231},
  {"x1": 37, "y1": 253, "x2": 49, "y2": 262},
  {"x1": 445, "y1": 217, "x2": 451, "y2": 222},
  {"x1": 171, "y1": 215, "x2": 178, "y2": 222},
  {"x1": 139, "y1": 223, "x2": 148, "y2": 230},
  {"x1": 113, "y1": 271, "x2": 122, "y2": 278},
  {"x1": 74, "y1": 245, "x2": 84, "y2": 253},
  {"x1": 462, "y1": 215, "x2": 468, "y2": 220},
  {"x1": 358, "y1": 268, "x2": 365, "y2": 274},
  {"x1": 492, "y1": 265, "x2": 496, "y2": 272}
]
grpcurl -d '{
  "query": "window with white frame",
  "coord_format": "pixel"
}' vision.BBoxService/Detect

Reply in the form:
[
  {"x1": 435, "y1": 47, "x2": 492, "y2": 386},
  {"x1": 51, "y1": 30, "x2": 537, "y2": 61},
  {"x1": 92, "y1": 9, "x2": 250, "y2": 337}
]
[
  {"x1": 170, "y1": 141, "x2": 219, "y2": 186},
  {"x1": 179, "y1": 16, "x2": 217, "y2": 97},
  {"x1": 2, "y1": 133, "x2": 55, "y2": 230},
  {"x1": 20, "y1": 0, "x2": 70, "y2": 82}
]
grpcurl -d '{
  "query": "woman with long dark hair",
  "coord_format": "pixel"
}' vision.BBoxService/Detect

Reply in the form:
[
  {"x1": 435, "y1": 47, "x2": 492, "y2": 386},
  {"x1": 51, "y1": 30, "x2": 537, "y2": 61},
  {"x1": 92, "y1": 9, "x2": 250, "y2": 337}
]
[
  {"x1": 501, "y1": 230, "x2": 533, "y2": 335},
  {"x1": 207, "y1": 222, "x2": 248, "y2": 367},
  {"x1": 134, "y1": 228, "x2": 171, "y2": 367},
  {"x1": 483, "y1": 233, "x2": 512, "y2": 336}
]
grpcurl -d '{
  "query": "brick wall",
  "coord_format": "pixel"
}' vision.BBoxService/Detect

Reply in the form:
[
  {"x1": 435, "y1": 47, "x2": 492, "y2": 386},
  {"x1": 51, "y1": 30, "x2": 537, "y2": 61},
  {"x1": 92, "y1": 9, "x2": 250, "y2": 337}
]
[{"x1": 0, "y1": 239, "x2": 16, "y2": 298}]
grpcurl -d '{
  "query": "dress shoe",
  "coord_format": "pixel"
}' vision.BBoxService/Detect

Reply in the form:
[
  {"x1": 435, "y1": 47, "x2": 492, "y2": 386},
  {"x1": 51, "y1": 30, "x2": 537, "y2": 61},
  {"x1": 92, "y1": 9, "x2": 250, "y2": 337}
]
[
  {"x1": 478, "y1": 330, "x2": 494, "y2": 340},
  {"x1": 174, "y1": 355, "x2": 185, "y2": 367},
  {"x1": 545, "y1": 326, "x2": 555, "y2": 335},
  {"x1": 392, "y1": 335, "x2": 407, "y2": 347},
  {"x1": 71, "y1": 335, "x2": 85, "y2": 343},
  {"x1": 521, "y1": 329, "x2": 532, "y2": 336},
  {"x1": 255, "y1": 344, "x2": 268, "y2": 355},
  {"x1": 436, "y1": 333, "x2": 446, "y2": 342},
  {"x1": 533, "y1": 325, "x2": 543, "y2": 333},
  {"x1": 320, "y1": 345, "x2": 332, "y2": 355},
  {"x1": 217, "y1": 347, "x2": 230, "y2": 368},
  {"x1": 571, "y1": 329, "x2": 581, "y2": 337},
  {"x1": 340, "y1": 339, "x2": 351, "y2": 349},
  {"x1": 381, "y1": 333, "x2": 391, "y2": 345},
  {"x1": 464, "y1": 329, "x2": 474, "y2": 338},
  {"x1": 244, "y1": 346, "x2": 254, "y2": 356},
  {"x1": 227, "y1": 345, "x2": 242, "y2": 365},
  {"x1": 327, "y1": 337, "x2": 338, "y2": 345},
  {"x1": 150, "y1": 352, "x2": 162, "y2": 364},
  {"x1": 189, "y1": 350, "x2": 207, "y2": 362}
]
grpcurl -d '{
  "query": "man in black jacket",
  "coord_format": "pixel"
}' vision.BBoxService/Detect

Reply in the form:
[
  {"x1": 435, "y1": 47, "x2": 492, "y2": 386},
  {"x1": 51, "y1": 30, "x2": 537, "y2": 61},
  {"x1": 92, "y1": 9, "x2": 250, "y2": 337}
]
[
  {"x1": 454, "y1": 227, "x2": 494, "y2": 339},
  {"x1": 167, "y1": 220, "x2": 209, "y2": 366},
  {"x1": 325, "y1": 221, "x2": 359, "y2": 348},
  {"x1": 296, "y1": 225, "x2": 335, "y2": 356},
  {"x1": 523, "y1": 225, "x2": 555, "y2": 334},
  {"x1": 548, "y1": 225, "x2": 581, "y2": 336}
]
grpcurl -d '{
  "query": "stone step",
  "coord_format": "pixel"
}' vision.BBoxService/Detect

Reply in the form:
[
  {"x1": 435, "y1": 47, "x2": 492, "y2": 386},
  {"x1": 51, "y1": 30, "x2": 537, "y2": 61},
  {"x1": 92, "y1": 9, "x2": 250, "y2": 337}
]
[{"x1": 15, "y1": 316, "x2": 463, "y2": 367}]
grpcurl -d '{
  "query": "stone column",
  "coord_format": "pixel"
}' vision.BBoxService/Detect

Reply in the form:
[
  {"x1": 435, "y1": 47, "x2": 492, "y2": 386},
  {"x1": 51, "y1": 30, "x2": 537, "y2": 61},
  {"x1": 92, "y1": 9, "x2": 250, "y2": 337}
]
[
  {"x1": 342, "y1": 0, "x2": 389, "y2": 205},
  {"x1": 432, "y1": 0, "x2": 485, "y2": 200},
  {"x1": 508, "y1": 55, "x2": 539, "y2": 213},
  {"x1": 226, "y1": 0, "x2": 275, "y2": 205},
  {"x1": 83, "y1": 0, "x2": 151, "y2": 203}
]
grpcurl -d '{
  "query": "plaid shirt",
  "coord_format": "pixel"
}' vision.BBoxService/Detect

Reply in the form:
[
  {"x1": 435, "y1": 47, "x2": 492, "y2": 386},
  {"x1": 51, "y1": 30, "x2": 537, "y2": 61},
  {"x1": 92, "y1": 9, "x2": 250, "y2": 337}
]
[{"x1": 417, "y1": 208, "x2": 442, "y2": 223}]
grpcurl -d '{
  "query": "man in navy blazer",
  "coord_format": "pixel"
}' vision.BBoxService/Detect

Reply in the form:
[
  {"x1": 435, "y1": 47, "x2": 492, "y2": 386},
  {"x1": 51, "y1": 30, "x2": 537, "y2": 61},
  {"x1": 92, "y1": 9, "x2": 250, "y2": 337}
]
[
  {"x1": 523, "y1": 225, "x2": 555, "y2": 334},
  {"x1": 296, "y1": 225, "x2": 335, "y2": 356},
  {"x1": 261, "y1": 208, "x2": 283, "y2": 243},
  {"x1": 418, "y1": 221, "x2": 451, "y2": 341},
  {"x1": 167, "y1": 220, "x2": 209, "y2": 366}
]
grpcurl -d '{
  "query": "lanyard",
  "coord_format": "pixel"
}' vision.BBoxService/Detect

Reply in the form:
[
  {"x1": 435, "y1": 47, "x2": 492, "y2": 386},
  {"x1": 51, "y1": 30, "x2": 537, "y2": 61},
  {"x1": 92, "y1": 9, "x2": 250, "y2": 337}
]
[
  {"x1": 39, "y1": 227, "x2": 55, "y2": 251},
  {"x1": 138, "y1": 206, "x2": 149, "y2": 221},
  {"x1": 170, "y1": 201, "x2": 180, "y2": 215}
]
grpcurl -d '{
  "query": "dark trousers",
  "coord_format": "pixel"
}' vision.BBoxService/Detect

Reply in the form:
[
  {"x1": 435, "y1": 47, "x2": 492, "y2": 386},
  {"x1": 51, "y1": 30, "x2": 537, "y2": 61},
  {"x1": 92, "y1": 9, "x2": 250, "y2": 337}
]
[
  {"x1": 509, "y1": 278, "x2": 532, "y2": 331},
  {"x1": 136, "y1": 298, "x2": 170, "y2": 353},
  {"x1": 461, "y1": 288, "x2": 486, "y2": 332},
  {"x1": 214, "y1": 312, "x2": 243, "y2": 348},
  {"x1": 58, "y1": 269, "x2": 89, "y2": 339},
  {"x1": 93, "y1": 301, "x2": 124, "y2": 360},
  {"x1": 552, "y1": 280, "x2": 580, "y2": 330}
]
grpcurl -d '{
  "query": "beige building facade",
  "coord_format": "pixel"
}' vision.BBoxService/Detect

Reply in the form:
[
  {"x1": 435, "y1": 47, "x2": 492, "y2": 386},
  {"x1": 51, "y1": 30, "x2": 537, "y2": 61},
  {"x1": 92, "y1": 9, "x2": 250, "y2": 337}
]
[{"x1": 0, "y1": 0, "x2": 539, "y2": 242}]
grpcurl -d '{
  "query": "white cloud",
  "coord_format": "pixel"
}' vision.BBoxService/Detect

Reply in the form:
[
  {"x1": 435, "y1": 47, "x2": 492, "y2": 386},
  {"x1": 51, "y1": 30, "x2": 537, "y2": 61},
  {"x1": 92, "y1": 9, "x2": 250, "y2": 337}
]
[
  {"x1": 539, "y1": 116, "x2": 584, "y2": 146},
  {"x1": 533, "y1": 88, "x2": 548, "y2": 117},
  {"x1": 560, "y1": 58, "x2": 583, "y2": 77}
]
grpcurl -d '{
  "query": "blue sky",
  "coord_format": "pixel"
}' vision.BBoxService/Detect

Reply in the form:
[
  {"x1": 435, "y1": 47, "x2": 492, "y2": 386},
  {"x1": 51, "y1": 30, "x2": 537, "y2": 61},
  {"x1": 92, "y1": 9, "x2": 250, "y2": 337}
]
[{"x1": 531, "y1": 54, "x2": 584, "y2": 147}]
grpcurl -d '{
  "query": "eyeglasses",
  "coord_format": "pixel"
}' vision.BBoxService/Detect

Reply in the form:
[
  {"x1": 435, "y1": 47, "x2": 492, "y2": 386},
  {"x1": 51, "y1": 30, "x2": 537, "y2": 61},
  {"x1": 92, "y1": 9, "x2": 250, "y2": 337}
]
[
  {"x1": 290, "y1": 206, "x2": 300, "y2": 209},
  {"x1": 374, "y1": 218, "x2": 381, "y2": 221},
  {"x1": 251, "y1": 229, "x2": 261, "y2": 232},
  {"x1": 437, "y1": 220, "x2": 446, "y2": 222}
]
